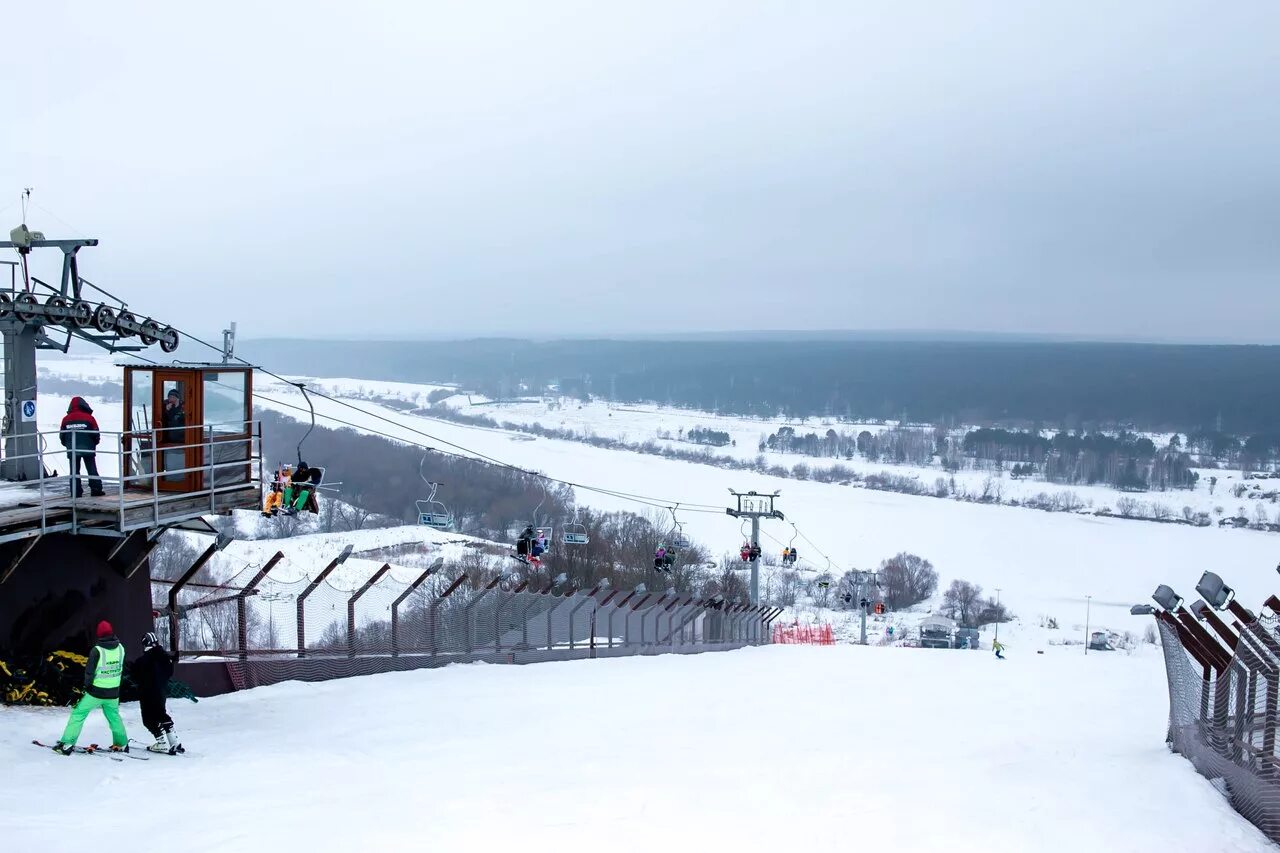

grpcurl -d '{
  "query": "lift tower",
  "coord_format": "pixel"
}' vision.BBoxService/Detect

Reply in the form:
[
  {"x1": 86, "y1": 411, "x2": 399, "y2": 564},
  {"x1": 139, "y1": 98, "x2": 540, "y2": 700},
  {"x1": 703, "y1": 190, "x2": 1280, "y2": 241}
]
[
  {"x1": 1, "y1": 222, "x2": 179, "y2": 480},
  {"x1": 726, "y1": 489, "x2": 784, "y2": 606}
]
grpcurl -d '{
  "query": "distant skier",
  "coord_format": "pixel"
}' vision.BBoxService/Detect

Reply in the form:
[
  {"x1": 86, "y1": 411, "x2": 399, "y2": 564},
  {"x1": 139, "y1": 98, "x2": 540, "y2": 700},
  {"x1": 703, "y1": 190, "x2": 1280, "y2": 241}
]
[
  {"x1": 993, "y1": 639, "x2": 1006, "y2": 660},
  {"x1": 52, "y1": 621, "x2": 128, "y2": 755},
  {"x1": 131, "y1": 632, "x2": 184, "y2": 754}
]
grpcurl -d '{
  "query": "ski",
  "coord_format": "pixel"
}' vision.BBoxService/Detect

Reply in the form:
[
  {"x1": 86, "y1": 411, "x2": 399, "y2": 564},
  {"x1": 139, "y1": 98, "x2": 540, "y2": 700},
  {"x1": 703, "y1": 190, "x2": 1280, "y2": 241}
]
[
  {"x1": 32, "y1": 739, "x2": 123, "y2": 761},
  {"x1": 88, "y1": 743, "x2": 149, "y2": 760}
]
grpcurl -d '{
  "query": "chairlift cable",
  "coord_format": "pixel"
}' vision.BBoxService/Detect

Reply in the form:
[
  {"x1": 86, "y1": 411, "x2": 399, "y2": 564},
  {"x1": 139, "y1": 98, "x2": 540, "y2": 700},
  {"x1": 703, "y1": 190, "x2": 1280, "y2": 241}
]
[{"x1": 121, "y1": 330, "x2": 741, "y2": 517}]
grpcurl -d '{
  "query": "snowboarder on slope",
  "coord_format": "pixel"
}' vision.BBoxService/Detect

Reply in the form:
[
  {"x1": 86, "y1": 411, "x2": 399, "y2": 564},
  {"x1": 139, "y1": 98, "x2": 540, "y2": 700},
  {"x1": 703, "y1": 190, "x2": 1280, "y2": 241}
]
[
  {"x1": 52, "y1": 621, "x2": 128, "y2": 754},
  {"x1": 132, "y1": 632, "x2": 184, "y2": 754},
  {"x1": 993, "y1": 639, "x2": 1006, "y2": 660}
]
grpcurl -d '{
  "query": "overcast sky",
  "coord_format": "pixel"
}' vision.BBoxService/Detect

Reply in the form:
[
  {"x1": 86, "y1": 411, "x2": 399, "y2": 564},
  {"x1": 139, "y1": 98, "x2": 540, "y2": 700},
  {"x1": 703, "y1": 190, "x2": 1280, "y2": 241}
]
[{"x1": 4, "y1": 2, "x2": 1279, "y2": 343}]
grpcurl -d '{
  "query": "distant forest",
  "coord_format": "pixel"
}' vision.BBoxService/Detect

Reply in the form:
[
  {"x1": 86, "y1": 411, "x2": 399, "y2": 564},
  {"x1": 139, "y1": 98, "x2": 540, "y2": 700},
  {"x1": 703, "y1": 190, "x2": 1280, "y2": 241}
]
[{"x1": 244, "y1": 338, "x2": 1280, "y2": 432}]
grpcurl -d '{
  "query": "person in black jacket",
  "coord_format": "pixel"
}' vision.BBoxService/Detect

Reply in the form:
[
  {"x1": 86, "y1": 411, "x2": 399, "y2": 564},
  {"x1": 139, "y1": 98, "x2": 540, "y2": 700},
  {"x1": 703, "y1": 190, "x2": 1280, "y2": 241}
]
[
  {"x1": 131, "y1": 632, "x2": 184, "y2": 754},
  {"x1": 59, "y1": 396, "x2": 104, "y2": 498}
]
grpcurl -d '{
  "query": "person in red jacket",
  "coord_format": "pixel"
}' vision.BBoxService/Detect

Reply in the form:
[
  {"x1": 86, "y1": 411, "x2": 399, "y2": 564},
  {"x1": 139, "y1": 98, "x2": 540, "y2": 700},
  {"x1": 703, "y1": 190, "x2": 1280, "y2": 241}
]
[{"x1": 59, "y1": 396, "x2": 103, "y2": 498}]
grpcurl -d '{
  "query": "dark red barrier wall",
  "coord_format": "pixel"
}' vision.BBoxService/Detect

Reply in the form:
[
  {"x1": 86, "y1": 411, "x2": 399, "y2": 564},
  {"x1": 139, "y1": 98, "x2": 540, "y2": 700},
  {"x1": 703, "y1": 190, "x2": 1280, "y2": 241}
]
[{"x1": 0, "y1": 532, "x2": 153, "y2": 657}]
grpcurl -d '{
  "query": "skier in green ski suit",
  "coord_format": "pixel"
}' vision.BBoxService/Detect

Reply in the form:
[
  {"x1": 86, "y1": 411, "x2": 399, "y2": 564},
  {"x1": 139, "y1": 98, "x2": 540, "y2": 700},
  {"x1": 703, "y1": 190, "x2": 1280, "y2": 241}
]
[{"x1": 53, "y1": 621, "x2": 129, "y2": 754}]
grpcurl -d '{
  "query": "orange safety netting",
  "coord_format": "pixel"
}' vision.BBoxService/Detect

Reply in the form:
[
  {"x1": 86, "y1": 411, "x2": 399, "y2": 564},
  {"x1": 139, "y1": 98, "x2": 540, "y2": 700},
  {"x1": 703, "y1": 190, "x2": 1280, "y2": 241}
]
[{"x1": 771, "y1": 624, "x2": 835, "y2": 645}]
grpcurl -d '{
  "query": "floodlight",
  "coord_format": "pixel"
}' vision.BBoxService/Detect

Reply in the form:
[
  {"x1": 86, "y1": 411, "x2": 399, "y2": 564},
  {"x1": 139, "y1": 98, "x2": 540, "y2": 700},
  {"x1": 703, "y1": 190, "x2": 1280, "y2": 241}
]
[
  {"x1": 1130, "y1": 604, "x2": 1156, "y2": 616},
  {"x1": 1189, "y1": 599, "x2": 1210, "y2": 619},
  {"x1": 1152, "y1": 585, "x2": 1183, "y2": 611},
  {"x1": 1194, "y1": 571, "x2": 1235, "y2": 610}
]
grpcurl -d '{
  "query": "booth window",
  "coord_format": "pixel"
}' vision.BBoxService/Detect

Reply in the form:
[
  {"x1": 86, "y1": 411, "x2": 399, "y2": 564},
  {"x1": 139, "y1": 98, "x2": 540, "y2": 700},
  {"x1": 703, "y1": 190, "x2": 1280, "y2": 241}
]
[{"x1": 203, "y1": 372, "x2": 248, "y2": 435}]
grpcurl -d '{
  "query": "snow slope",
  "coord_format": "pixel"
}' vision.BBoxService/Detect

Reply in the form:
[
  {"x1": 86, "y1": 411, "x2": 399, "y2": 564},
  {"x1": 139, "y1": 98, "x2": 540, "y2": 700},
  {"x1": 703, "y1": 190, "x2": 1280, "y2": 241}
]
[{"x1": 2, "y1": 645, "x2": 1270, "y2": 852}]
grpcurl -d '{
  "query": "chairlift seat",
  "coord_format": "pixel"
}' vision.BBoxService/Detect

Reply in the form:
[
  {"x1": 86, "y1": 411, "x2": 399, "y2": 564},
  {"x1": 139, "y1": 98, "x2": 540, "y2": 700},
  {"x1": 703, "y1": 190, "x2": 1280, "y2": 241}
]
[{"x1": 562, "y1": 531, "x2": 589, "y2": 545}]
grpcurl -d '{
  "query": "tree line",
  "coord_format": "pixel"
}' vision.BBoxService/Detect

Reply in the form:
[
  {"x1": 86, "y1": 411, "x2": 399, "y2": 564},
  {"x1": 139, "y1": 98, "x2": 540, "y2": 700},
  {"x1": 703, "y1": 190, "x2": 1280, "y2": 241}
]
[{"x1": 246, "y1": 337, "x2": 1280, "y2": 433}]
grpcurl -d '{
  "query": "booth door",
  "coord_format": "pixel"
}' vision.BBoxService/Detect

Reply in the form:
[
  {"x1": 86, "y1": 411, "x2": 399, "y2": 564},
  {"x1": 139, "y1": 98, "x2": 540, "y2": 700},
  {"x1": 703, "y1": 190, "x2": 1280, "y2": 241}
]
[{"x1": 153, "y1": 372, "x2": 204, "y2": 492}]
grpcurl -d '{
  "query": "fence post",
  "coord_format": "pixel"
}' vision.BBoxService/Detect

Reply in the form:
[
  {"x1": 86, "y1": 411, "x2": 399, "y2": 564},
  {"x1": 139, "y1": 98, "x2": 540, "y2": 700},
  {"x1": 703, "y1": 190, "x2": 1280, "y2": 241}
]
[
  {"x1": 463, "y1": 578, "x2": 501, "y2": 656},
  {"x1": 428, "y1": 572, "x2": 469, "y2": 657},
  {"x1": 518, "y1": 590, "x2": 543, "y2": 650},
  {"x1": 659, "y1": 595, "x2": 685, "y2": 645},
  {"x1": 237, "y1": 551, "x2": 284, "y2": 661},
  {"x1": 627, "y1": 594, "x2": 652, "y2": 647},
  {"x1": 547, "y1": 589, "x2": 576, "y2": 652},
  {"x1": 568, "y1": 585, "x2": 601, "y2": 651},
  {"x1": 640, "y1": 594, "x2": 667, "y2": 646},
  {"x1": 390, "y1": 558, "x2": 443, "y2": 657},
  {"x1": 594, "y1": 589, "x2": 618, "y2": 656},
  {"x1": 347, "y1": 563, "x2": 391, "y2": 658},
  {"x1": 609, "y1": 590, "x2": 637, "y2": 649},
  {"x1": 674, "y1": 600, "x2": 702, "y2": 646},
  {"x1": 495, "y1": 582, "x2": 526, "y2": 653},
  {"x1": 296, "y1": 544, "x2": 354, "y2": 658},
  {"x1": 167, "y1": 533, "x2": 230, "y2": 657}
]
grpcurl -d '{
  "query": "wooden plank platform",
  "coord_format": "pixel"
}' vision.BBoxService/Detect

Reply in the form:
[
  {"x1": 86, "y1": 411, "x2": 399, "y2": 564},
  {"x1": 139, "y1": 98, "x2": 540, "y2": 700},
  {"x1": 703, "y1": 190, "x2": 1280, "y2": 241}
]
[{"x1": 0, "y1": 483, "x2": 259, "y2": 543}]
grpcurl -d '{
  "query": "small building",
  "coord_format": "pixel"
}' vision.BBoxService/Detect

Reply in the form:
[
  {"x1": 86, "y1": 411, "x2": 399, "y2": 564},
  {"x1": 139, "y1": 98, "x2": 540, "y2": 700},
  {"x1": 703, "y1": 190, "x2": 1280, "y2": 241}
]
[
  {"x1": 954, "y1": 627, "x2": 981, "y2": 649},
  {"x1": 920, "y1": 615, "x2": 956, "y2": 649},
  {"x1": 1089, "y1": 631, "x2": 1113, "y2": 651}
]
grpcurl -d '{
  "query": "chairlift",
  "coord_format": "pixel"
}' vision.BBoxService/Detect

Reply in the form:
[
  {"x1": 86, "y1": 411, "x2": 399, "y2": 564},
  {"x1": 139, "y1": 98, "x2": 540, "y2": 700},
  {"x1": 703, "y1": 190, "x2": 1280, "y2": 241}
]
[
  {"x1": 782, "y1": 523, "x2": 799, "y2": 565},
  {"x1": 670, "y1": 505, "x2": 691, "y2": 549},
  {"x1": 415, "y1": 454, "x2": 453, "y2": 529},
  {"x1": 515, "y1": 481, "x2": 553, "y2": 564},
  {"x1": 561, "y1": 504, "x2": 589, "y2": 545}
]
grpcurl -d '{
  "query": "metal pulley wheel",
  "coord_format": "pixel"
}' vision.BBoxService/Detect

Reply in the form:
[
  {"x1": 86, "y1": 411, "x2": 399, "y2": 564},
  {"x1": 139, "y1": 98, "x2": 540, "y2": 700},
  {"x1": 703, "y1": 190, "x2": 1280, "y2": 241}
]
[
  {"x1": 115, "y1": 310, "x2": 138, "y2": 337},
  {"x1": 158, "y1": 326, "x2": 180, "y2": 353},
  {"x1": 14, "y1": 293, "x2": 40, "y2": 323},
  {"x1": 91, "y1": 304, "x2": 116, "y2": 332},
  {"x1": 69, "y1": 300, "x2": 94, "y2": 329}
]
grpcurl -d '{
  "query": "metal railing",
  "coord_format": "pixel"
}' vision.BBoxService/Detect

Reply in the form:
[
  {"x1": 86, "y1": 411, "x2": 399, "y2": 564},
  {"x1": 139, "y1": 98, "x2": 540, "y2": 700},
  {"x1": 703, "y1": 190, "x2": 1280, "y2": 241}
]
[
  {"x1": 155, "y1": 554, "x2": 785, "y2": 691},
  {"x1": 0, "y1": 422, "x2": 262, "y2": 541},
  {"x1": 1153, "y1": 581, "x2": 1280, "y2": 843}
]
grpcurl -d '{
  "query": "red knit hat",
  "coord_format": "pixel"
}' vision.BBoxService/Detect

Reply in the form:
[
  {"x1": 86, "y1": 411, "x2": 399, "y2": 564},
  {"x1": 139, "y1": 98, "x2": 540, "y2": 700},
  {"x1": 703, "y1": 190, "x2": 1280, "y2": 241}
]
[{"x1": 95, "y1": 620, "x2": 113, "y2": 639}]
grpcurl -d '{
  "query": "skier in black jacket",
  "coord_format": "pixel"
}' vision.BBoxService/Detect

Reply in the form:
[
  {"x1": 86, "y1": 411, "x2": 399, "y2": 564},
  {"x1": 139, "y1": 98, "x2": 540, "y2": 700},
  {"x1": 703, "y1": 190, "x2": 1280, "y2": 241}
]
[{"x1": 131, "y1": 632, "x2": 184, "y2": 754}]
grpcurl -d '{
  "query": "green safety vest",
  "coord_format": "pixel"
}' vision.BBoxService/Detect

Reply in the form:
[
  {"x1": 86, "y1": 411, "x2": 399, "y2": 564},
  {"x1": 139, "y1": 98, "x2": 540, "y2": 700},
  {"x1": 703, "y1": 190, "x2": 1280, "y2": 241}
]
[{"x1": 92, "y1": 644, "x2": 124, "y2": 690}]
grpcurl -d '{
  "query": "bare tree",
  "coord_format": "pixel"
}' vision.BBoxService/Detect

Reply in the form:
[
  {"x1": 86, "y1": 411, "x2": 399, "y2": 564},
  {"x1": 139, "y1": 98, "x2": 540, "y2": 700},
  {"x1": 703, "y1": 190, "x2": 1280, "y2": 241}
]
[
  {"x1": 879, "y1": 553, "x2": 938, "y2": 610},
  {"x1": 941, "y1": 579, "x2": 984, "y2": 627}
]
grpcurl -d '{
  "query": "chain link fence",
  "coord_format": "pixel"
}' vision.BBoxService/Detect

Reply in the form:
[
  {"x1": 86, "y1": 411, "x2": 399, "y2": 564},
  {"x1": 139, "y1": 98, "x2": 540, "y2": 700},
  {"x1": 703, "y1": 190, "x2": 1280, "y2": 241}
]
[
  {"x1": 1155, "y1": 589, "x2": 1280, "y2": 843},
  {"x1": 153, "y1": 551, "x2": 784, "y2": 693}
]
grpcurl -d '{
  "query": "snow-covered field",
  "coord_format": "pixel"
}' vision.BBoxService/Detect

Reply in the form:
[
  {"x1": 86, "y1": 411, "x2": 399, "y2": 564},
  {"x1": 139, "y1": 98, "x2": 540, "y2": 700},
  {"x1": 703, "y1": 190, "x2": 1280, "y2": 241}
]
[
  {"x1": 29, "y1": 353, "x2": 1280, "y2": 638},
  {"x1": 3, "y1": 644, "x2": 1271, "y2": 852}
]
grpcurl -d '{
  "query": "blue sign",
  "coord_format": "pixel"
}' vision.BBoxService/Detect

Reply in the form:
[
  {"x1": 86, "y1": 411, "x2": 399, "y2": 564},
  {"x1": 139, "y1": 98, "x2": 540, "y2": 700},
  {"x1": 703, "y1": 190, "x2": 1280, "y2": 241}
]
[{"x1": 20, "y1": 400, "x2": 36, "y2": 422}]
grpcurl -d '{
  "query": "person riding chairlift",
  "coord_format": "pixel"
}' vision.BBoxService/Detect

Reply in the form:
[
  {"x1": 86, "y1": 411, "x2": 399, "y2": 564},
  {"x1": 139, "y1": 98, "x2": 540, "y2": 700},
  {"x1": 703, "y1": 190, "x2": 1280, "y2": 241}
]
[
  {"x1": 749, "y1": 542, "x2": 762, "y2": 561},
  {"x1": 283, "y1": 461, "x2": 322, "y2": 515},
  {"x1": 263, "y1": 464, "x2": 291, "y2": 517},
  {"x1": 654, "y1": 544, "x2": 667, "y2": 570},
  {"x1": 740, "y1": 542, "x2": 751, "y2": 562}
]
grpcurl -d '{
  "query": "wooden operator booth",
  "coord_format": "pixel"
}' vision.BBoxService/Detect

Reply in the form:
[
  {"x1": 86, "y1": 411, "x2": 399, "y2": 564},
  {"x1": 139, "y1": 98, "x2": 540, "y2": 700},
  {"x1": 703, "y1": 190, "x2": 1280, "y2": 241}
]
[
  {"x1": 0, "y1": 363, "x2": 262, "y2": 659},
  {"x1": 122, "y1": 363, "x2": 257, "y2": 498}
]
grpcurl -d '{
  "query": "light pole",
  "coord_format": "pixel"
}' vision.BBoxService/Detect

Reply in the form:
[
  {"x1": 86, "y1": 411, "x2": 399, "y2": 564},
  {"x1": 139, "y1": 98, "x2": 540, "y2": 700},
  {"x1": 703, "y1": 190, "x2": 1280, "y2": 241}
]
[
  {"x1": 994, "y1": 588, "x2": 1002, "y2": 642},
  {"x1": 1084, "y1": 594, "x2": 1092, "y2": 655}
]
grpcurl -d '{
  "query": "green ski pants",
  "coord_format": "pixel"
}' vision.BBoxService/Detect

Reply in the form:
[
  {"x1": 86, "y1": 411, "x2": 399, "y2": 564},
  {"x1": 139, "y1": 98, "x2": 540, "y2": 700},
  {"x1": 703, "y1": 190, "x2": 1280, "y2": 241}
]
[{"x1": 60, "y1": 694, "x2": 128, "y2": 747}]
